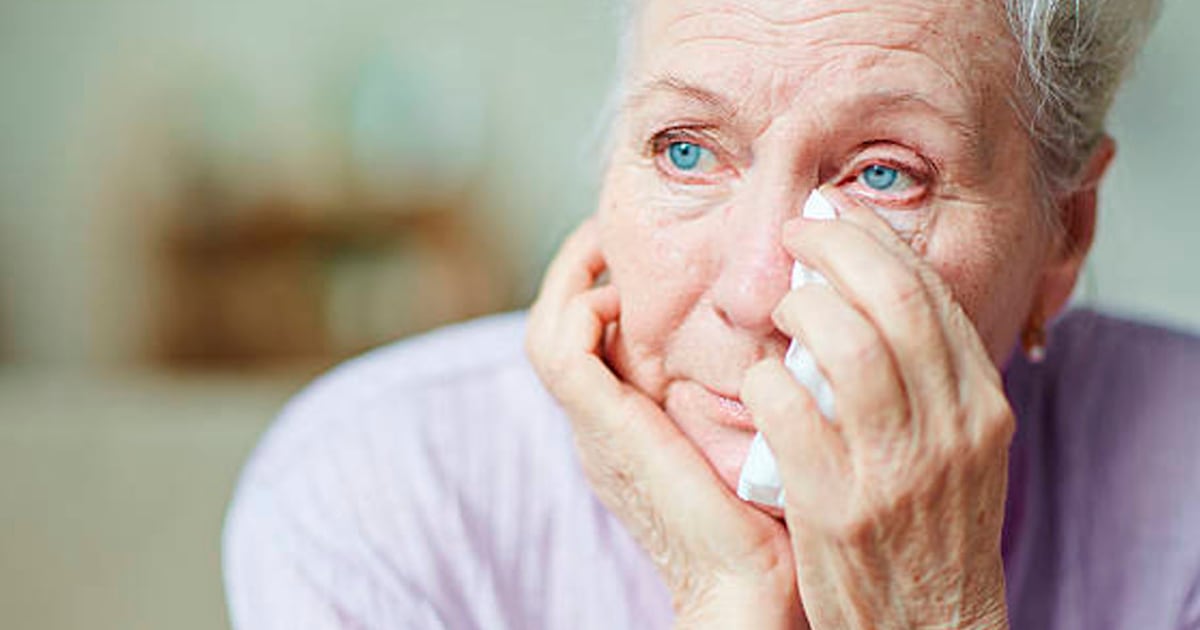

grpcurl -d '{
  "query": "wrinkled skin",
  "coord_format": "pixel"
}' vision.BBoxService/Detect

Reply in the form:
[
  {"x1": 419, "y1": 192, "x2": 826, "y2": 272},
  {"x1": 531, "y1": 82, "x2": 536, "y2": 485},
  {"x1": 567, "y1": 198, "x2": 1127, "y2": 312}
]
[{"x1": 527, "y1": 0, "x2": 1112, "y2": 627}]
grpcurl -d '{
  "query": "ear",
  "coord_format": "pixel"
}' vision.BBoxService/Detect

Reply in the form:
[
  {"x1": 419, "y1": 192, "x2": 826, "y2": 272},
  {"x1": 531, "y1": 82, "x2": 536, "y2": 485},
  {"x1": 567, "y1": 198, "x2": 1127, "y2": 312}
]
[{"x1": 1032, "y1": 135, "x2": 1116, "y2": 323}]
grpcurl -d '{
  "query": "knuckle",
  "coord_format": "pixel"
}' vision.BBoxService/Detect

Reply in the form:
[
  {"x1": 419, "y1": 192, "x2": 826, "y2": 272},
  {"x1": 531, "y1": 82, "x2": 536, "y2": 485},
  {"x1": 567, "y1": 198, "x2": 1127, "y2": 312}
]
[
  {"x1": 961, "y1": 382, "x2": 1015, "y2": 449},
  {"x1": 832, "y1": 331, "x2": 888, "y2": 373},
  {"x1": 880, "y1": 272, "x2": 932, "y2": 317},
  {"x1": 830, "y1": 503, "x2": 881, "y2": 548},
  {"x1": 778, "y1": 382, "x2": 818, "y2": 422},
  {"x1": 567, "y1": 289, "x2": 605, "y2": 324},
  {"x1": 935, "y1": 430, "x2": 974, "y2": 468},
  {"x1": 979, "y1": 398, "x2": 1016, "y2": 447}
]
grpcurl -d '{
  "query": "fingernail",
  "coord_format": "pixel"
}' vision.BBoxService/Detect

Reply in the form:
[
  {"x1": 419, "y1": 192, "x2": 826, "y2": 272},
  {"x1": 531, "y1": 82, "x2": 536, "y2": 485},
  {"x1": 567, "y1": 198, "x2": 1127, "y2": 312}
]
[{"x1": 816, "y1": 184, "x2": 861, "y2": 216}]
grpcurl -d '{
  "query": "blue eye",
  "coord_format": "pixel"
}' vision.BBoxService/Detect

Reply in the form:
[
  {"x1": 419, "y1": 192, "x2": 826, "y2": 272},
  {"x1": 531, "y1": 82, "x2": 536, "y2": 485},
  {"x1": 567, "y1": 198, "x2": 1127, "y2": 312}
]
[
  {"x1": 861, "y1": 164, "x2": 900, "y2": 190},
  {"x1": 668, "y1": 141, "x2": 705, "y2": 171}
]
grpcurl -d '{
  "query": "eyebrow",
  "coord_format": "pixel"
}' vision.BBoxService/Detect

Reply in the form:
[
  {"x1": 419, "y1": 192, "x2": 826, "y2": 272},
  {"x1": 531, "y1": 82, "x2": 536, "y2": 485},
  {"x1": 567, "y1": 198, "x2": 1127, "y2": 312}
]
[
  {"x1": 623, "y1": 75, "x2": 740, "y2": 123},
  {"x1": 848, "y1": 89, "x2": 984, "y2": 157},
  {"x1": 623, "y1": 75, "x2": 987, "y2": 165}
]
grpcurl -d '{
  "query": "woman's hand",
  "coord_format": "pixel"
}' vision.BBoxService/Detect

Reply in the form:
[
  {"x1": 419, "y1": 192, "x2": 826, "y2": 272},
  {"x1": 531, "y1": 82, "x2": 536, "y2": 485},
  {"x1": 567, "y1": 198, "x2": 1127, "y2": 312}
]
[
  {"x1": 526, "y1": 218, "x2": 805, "y2": 629},
  {"x1": 742, "y1": 187, "x2": 1014, "y2": 629}
]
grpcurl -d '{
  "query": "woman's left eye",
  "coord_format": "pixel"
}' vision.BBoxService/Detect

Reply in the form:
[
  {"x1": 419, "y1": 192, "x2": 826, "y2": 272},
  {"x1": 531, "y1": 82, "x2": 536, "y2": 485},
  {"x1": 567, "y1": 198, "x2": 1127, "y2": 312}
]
[{"x1": 858, "y1": 164, "x2": 914, "y2": 192}]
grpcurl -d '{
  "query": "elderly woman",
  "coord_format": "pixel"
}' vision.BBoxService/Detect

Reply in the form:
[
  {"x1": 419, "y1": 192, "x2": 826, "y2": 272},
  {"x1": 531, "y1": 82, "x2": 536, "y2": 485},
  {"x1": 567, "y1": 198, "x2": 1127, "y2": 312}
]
[{"x1": 224, "y1": 0, "x2": 1200, "y2": 628}]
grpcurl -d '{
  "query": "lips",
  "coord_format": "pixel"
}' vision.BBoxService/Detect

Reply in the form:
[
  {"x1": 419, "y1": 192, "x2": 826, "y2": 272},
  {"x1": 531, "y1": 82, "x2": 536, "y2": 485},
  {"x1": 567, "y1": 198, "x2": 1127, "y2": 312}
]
[
  {"x1": 661, "y1": 380, "x2": 760, "y2": 491},
  {"x1": 705, "y1": 387, "x2": 757, "y2": 432}
]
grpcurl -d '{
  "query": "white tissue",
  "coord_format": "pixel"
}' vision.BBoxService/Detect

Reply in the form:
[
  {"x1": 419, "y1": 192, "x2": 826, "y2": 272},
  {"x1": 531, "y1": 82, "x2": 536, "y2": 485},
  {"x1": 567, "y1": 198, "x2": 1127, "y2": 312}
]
[{"x1": 736, "y1": 190, "x2": 838, "y2": 509}]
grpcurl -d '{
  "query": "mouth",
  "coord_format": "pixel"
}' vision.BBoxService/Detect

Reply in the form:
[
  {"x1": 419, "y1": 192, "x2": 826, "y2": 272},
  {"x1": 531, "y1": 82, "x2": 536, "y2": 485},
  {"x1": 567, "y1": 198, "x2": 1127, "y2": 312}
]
[
  {"x1": 704, "y1": 387, "x2": 757, "y2": 432},
  {"x1": 661, "y1": 380, "x2": 761, "y2": 492}
]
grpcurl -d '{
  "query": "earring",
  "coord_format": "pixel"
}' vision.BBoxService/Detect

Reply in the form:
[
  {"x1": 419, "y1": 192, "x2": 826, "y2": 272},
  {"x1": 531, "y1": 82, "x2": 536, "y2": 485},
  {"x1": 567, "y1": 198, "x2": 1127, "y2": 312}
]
[{"x1": 1021, "y1": 316, "x2": 1047, "y2": 364}]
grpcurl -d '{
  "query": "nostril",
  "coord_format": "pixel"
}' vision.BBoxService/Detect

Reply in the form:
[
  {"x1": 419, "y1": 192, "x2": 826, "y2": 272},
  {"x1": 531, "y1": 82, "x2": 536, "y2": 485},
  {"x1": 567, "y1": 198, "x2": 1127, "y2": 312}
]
[
  {"x1": 710, "y1": 267, "x2": 790, "y2": 334},
  {"x1": 710, "y1": 208, "x2": 794, "y2": 333}
]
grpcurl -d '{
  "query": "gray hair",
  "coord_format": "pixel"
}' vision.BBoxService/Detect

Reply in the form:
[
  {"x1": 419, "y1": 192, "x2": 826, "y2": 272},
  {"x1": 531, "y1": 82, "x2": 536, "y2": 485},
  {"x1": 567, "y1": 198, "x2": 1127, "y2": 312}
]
[
  {"x1": 607, "y1": 0, "x2": 1161, "y2": 205},
  {"x1": 1007, "y1": 0, "x2": 1160, "y2": 200}
]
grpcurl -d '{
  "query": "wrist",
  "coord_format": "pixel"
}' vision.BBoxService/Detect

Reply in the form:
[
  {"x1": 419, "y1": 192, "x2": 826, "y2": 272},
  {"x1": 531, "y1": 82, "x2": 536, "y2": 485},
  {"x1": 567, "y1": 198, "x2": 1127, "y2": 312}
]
[
  {"x1": 673, "y1": 574, "x2": 805, "y2": 630},
  {"x1": 953, "y1": 561, "x2": 1010, "y2": 630},
  {"x1": 959, "y1": 597, "x2": 1009, "y2": 630}
]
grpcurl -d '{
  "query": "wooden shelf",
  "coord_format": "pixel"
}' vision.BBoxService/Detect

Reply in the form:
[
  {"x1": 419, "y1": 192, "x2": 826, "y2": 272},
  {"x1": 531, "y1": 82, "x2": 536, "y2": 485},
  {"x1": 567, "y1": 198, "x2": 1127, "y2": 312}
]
[{"x1": 154, "y1": 199, "x2": 513, "y2": 369}]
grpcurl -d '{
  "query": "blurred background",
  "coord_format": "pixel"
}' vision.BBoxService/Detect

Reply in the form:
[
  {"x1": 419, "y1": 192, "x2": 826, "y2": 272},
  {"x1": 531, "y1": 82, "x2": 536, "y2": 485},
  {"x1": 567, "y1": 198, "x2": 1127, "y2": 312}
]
[{"x1": 0, "y1": 1, "x2": 1196, "y2": 628}]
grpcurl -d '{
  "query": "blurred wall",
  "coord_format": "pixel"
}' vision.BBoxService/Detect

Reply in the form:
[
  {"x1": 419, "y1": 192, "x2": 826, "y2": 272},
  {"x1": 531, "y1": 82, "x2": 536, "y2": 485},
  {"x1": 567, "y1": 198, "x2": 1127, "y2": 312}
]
[
  {"x1": 0, "y1": 0, "x2": 619, "y2": 367},
  {"x1": 0, "y1": 0, "x2": 1197, "y2": 369},
  {"x1": 1092, "y1": 0, "x2": 1200, "y2": 328}
]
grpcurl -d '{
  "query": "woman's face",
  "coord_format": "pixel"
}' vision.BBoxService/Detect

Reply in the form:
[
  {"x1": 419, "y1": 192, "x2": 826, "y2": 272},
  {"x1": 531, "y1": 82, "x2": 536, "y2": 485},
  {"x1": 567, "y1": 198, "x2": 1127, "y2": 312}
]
[{"x1": 598, "y1": 0, "x2": 1060, "y2": 489}]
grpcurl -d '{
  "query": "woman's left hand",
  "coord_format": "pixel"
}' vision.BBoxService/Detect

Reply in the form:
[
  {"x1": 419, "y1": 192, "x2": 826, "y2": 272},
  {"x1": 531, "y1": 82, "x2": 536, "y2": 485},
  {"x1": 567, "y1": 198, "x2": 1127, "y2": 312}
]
[{"x1": 742, "y1": 186, "x2": 1014, "y2": 629}]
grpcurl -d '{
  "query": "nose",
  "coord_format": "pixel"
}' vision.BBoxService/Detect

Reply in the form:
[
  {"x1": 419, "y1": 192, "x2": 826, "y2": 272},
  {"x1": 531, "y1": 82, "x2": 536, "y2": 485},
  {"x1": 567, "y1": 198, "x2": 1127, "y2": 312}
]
[{"x1": 709, "y1": 188, "x2": 797, "y2": 335}]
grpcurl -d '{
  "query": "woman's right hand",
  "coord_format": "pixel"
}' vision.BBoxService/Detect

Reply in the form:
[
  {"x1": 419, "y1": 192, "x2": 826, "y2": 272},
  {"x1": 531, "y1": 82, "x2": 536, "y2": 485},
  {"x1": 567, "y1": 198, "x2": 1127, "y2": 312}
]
[{"x1": 526, "y1": 218, "x2": 806, "y2": 629}]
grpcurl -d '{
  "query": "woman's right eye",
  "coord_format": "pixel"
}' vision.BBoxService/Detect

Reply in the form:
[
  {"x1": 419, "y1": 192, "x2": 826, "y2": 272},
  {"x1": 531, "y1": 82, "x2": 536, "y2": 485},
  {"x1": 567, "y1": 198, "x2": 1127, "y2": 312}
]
[
  {"x1": 667, "y1": 141, "x2": 707, "y2": 171},
  {"x1": 650, "y1": 132, "x2": 726, "y2": 182}
]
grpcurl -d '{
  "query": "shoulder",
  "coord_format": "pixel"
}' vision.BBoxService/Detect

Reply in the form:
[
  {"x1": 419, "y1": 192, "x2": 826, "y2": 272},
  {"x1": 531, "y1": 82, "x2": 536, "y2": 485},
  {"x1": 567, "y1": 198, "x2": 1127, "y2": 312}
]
[
  {"x1": 1052, "y1": 306, "x2": 1200, "y2": 363},
  {"x1": 234, "y1": 310, "x2": 550, "y2": 484},
  {"x1": 1006, "y1": 307, "x2": 1200, "y2": 424},
  {"x1": 1044, "y1": 308, "x2": 1200, "y2": 422},
  {"x1": 1005, "y1": 308, "x2": 1200, "y2": 624},
  {"x1": 1037, "y1": 307, "x2": 1200, "y2": 517},
  {"x1": 225, "y1": 309, "x2": 572, "y2": 520},
  {"x1": 221, "y1": 311, "x2": 588, "y2": 626}
]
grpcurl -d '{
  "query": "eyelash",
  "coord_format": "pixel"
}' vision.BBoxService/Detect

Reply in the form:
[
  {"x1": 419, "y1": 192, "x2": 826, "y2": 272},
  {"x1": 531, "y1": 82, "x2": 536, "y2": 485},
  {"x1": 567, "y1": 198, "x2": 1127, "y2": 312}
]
[
  {"x1": 839, "y1": 153, "x2": 932, "y2": 206},
  {"x1": 646, "y1": 129, "x2": 934, "y2": 206},
  {"x1": 646, "y1": 128, "x2": 731, "y2": 184}
]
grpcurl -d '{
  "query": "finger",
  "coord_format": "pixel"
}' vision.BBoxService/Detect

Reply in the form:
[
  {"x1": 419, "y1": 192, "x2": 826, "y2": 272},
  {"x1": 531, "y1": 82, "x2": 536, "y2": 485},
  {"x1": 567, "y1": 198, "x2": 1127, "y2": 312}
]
[
  {"x1": 533, "y1": 217, "x2": 607, "y2": 315},
  {"x1": 820, "y1": 187, "x2": 1009, "y2": 449},
  {"x1": 549, "y1": 285, "x2": 625, "y2": 410},
  {"x1": 528, "y1": 230, "x2": 784, "y2": 576},
  {"x1": 782, "y1": 195, "x2": 958, "y2": 424},
  {"x1": 552, "y1": 290, "x2": 767, "y2": 542},
  {"x1": 771, "y1": 283, "x2": 909, "y2": 444},
  {"x1": 820, "y1": 186, "x2": 931, "y2": 273},
  {"x1": 527, "y1": 217, "x2": 608, "y2": 369},
  {"x1": 741, "y1": 359, "x2": 851, "y2": 519},
  {"x1": 821, "y1": 186, "x2": 995, "y2": 377},
  {"x1": 550, "y1": 285, "x2": 688, "y2": 458},
  {"x1": 560, "y1": 284, "x2": 621, "y2": 356}
]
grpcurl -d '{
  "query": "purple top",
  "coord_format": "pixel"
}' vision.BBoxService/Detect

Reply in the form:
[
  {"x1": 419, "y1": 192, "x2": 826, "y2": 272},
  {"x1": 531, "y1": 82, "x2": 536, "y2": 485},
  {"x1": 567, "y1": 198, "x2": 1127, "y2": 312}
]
[{"x1": 223, "y1": 309, "x2": 1200, "y2": 629}]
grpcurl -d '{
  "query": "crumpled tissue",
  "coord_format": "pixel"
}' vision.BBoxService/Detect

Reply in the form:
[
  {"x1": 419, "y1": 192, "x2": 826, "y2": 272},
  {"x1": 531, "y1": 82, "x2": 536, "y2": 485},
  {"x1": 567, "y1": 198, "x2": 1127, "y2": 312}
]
[{"x1": 737, "y1": 189, "x2": 838, "y2": 509}]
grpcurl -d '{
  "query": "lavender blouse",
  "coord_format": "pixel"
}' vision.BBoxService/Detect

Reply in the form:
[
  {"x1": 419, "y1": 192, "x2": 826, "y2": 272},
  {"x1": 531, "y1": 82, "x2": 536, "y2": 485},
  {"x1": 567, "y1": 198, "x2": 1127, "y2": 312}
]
[{"x1": 223, "y1": 309, "x2": 1200, "y2": 629}]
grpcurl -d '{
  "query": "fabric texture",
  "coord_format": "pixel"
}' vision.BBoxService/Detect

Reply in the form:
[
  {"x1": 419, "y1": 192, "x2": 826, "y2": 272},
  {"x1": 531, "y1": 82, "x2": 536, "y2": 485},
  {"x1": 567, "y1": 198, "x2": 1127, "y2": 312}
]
[{"x1": 223, "y1": 309, "x2": 1200, "y2": 629}]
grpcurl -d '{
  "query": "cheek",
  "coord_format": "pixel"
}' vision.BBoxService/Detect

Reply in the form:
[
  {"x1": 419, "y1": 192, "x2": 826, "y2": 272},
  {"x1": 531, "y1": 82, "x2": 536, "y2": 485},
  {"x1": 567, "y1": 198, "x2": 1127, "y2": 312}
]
[
  {"x1": 598, "y1": 177, "x2": 716, "y2": 348},
  {"x1": 927, "y1": 208, "x2": 1045, "y2": 361}
]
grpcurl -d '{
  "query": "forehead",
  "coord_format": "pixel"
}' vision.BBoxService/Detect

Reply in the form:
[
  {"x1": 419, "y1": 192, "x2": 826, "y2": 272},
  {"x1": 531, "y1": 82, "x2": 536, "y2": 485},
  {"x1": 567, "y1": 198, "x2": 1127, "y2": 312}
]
[{"x1": 629, "y1": 0, "x2": 1016, "y2": 130}]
